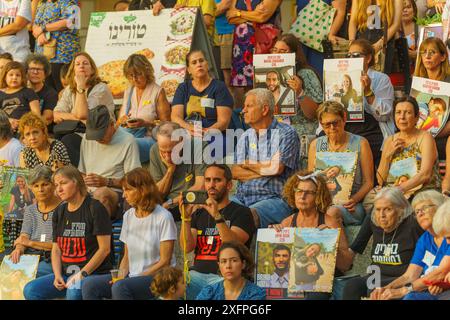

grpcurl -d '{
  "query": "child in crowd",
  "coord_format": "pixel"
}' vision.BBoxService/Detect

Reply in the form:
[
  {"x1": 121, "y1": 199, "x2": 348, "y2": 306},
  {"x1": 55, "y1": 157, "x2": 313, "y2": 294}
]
[
  {"x1": 150, "y1": 266, "x2": 186, "y2": 300},
  {"x1": 0, "y1": 53, "x2": 13, "y2": 83},
  {"x1": 58, "y1": 64, "x2": 70, "y2": 99},
  {"x1": 0, "y1": 62, "x2": 40, "y2": 132}
]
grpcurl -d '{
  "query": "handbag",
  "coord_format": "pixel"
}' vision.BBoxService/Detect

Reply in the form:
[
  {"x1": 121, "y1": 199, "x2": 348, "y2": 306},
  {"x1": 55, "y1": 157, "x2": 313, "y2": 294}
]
[
  {"x1": 43, "y1": 37, "x2": 57, "y2": 60},
  {"x1": 53, "y1": 120, "x2": 86, "y2": 136},
  {"x1": 290, "y1": 0, "x2": 336, "y2": 52},
  {"x1": 244, "y1": 0, "x2": 280, "y2": 54}
]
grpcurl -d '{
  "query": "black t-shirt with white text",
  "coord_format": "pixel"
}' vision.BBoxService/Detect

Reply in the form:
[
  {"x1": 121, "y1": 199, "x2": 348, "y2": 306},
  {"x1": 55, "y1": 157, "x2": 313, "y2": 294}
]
[
  {"x1": 191, "y1": 201, "x2": 256, "y2": 274},
  {"x1": 52, "y1": 196, "x2": 112, "y2": 275},
  {"x1": 351, "y1": 215, "x2": 423, "y2": 279},
  {"x1": 0, "y1": 87, "x2": 39, "y2": 119}
]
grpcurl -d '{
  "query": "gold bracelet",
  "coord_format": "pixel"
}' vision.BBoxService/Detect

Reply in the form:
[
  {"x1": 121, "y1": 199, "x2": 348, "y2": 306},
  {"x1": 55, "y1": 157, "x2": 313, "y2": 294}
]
[{"x1": 182, "y1": 218, "x2": 191, "y2": 222}]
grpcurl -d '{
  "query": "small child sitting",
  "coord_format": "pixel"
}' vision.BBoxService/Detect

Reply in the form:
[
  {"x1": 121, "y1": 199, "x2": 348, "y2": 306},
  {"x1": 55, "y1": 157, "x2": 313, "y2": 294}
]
[{"x1": 150, "y1": 266, "x2": 186, "y2": 300}]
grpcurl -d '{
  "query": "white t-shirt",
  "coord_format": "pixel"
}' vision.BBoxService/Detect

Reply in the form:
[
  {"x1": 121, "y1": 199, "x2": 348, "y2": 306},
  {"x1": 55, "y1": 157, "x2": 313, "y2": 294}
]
[
  {"x1": 0, "y1": 137, "x2": 22, "y2": 166},
  {"x1": 119, "y1": 206, "x2": 177, "y2": 277},
  {"x1": 0, "y1": 0, "x2": 31, "y2": 62},
  {"x1": 78, "y1": 127, "x2": 141, "y2": 190}
]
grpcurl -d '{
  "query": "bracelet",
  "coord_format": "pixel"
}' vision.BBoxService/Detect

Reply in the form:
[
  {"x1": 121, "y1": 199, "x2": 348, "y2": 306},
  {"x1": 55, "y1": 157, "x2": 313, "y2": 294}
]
[
  {"x1": 182, "y1": 218, "x2": 191, "y2": 222},
  {"x1": 365, "y1": 89, "x2": 374, "y2": 97}
]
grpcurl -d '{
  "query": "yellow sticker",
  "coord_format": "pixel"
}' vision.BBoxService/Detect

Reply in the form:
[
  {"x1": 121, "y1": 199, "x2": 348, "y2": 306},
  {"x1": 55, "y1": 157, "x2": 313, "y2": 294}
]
[
  {"x1": 197, "y1": 230, "x2": 202, "y2": 235},
  {"x1": 142, "y1": 100, "x2": 151, "y2": 105},
  {"x1": 250, "y1": 143, "x2": 257, "y2": 149},
  {"x1": 185, "y1": 173, "x2": 194, "y2": 182}
]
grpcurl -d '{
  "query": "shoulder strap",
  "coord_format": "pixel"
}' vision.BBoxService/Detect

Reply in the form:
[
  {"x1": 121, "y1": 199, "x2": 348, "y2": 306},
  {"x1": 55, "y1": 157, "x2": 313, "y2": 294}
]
[
  {"x1": 125, "y1": 86, "x2": 134, "y2": 116},
  {"x1": 318, "y1": 211, "x2": 326, "y2": 226},
  {"x1": 244, "y1": 0, "x2": 253, "y2": 12},
  {"x1": 290, "y1": 212, "x2": 299, "y2": 228},
  {"x1": 278, "y1": 87, "x2": 291, "y2": 106}
]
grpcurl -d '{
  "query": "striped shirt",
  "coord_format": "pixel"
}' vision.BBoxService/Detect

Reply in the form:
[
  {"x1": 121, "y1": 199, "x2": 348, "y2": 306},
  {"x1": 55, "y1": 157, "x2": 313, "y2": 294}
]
[
  {"x1": 234, "y1": 119, "x2": 300, "y2": 206},
  {"x1": 20, "y1": 204, "x2": 54, "y2": 244}
]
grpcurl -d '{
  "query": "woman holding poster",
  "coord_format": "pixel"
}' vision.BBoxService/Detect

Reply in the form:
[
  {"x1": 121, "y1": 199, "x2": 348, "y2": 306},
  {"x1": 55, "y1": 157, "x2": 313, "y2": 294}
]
[
  {"x1": 376, "y1": 97, "x2": 441, "y2": 197},
  {"x1": 344, "y1": 39, "x2": 395, "y2": 168},
  {"x1": 308, "y1": 101, "x2": 374, "y2": 226},
  {"x1": 414, "y1": 37, "x2": 450, "y2": 159},
  {"x1": 269, "y1": 170, "x2": 354, "y2": 300}
]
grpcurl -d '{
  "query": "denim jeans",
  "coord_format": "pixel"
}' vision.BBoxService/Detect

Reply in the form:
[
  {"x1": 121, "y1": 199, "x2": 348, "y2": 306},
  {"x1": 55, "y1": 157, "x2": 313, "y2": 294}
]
[
  {"x1": 136, "y1": 137, "x2": 156, "y2": 164},
  {"x1": 82, "y1": 274, "x2": 154, "y2": 300},
  {"x1": 230, "y1": 197, "x2": 292, "y2": 228},
  {"x1": 24, "y1": 273, "x2": 85, "y2": 300},
  {"x1": 403, "y1": 291, "x2": 450, "y2": 300},
  {"x1": 36, "y1": 260, "x2": 53, "y2": 278},
  {"x1": 334, "y1": 203, "x2": 366, "y2": 226},
  {"x1": 187, "y1": 270, "x2": 222, "y2": 300}
]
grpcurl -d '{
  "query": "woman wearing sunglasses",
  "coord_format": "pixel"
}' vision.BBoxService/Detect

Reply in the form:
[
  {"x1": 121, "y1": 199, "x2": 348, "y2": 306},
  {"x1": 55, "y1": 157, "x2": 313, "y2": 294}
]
[
  {"x1": 269, "y1": 170, "x2": 354, "y2": 300},
  {"x1": 270, "y1": 34, "x2": 323, "y2": 167},
  {"x1": 308, "y1": 101, "x2": 374, "y2": 226},
  {"x1": 415, "y1": 37, "x2": 450, "y2": 161},
  {"x1": 344, "y1": 39, "x2": 395, "y2": 168}
]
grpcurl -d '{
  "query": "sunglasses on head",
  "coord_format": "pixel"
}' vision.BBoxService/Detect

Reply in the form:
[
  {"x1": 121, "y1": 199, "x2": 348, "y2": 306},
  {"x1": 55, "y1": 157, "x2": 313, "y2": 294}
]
[{"x1": 346, "y1": 52, "x2": 365, "y2": 58}]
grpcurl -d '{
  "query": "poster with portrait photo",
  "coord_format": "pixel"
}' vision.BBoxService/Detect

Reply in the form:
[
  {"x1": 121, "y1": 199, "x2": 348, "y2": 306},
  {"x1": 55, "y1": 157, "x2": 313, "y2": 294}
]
[
  {"x1": 410, "y1": 76, "x2": 450, "y2": 137},
  {"x1": 315, "y1": 151, "x2": 358, "y2": 205},
  {"x1": 253, "y1": 53, "x2": 297, "y2": 117},
  {"x1": 288, "y1": 228, "x2": 339, "y2": 295},
  {"x1": 0, "y1": 255, "x2": 39, "y2": 300},
  {"x1": 256, "y1": 228, "x2": 305, "y2": 299},
  {"x1": 323, "y1": 58, "x2": 364, "y2": 122},
  {"x1": 416, "y1": 23, "x2": 450, "y2": 64},
  {"x1": 0, "y1": 166, "x2": 34, "y2": 221},
  {"x1": 387, "y1": 156, "x2": 421, "y2": 199}
]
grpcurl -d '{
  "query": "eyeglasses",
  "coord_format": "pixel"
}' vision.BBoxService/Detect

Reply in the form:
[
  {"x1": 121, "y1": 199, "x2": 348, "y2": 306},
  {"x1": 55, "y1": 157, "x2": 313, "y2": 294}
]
[
  {"x1": 28, "y1": 67, "x2": 44, "y2": 73},
  {"x1": 346, "y1": 52, "x2": 365, "y2": 58},
  {"x1": 127, "y1": 73, "x2": 144, "y2": 80},
  {"x1": 294, "y1": 188, "x2": 317, "y2": 196},
  {"x1": 420, "y1": 50, "x2": 438, "y2": 57},
  {"x1": 321, "y1": 120, "x2": 341, "y2": 129},
  {"x1": 271, "y1": 47, "x2": 290, "y2": 54},
  {"x1": 414, "y1": 204, "x2": 436, "y2": 216}
]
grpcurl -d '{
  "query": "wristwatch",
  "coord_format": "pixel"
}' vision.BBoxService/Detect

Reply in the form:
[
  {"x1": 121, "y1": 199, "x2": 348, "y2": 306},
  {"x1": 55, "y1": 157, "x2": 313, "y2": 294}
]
[
  {"x1": 214, "y1": 214, "x2": 226, "y2": 224},
  {"x1": 365, "y1": 89, "x2": 374, "y2": 97},
  {"x1": 76, "y1": 88, "x2": 86, "y2": 94},
  {"x1": 81, "y1": 270, "x2": 89, "y2": 278},
  {"x1": 236, "y1": 10, "x2": 241, "y2": 17}
]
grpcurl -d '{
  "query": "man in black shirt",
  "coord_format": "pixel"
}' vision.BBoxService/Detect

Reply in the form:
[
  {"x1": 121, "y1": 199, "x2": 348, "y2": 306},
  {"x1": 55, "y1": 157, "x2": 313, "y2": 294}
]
[
  {"x1": 26, "y1": 54, "x2": 58, "y2": 128},
  {"x1": 180, "y1": 163, "x2": 256, "y2": 300}
]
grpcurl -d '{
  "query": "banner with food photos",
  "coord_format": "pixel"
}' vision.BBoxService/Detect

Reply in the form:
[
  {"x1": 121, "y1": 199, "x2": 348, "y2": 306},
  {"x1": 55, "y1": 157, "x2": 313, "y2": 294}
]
[
  {"x1": 323, "y1": 58, "x2": 364, "y2": 122},
  {"x1": 85, "y1": 8, "x2": 218, "y2": 103},
  {"x1": 410, "y1": 76, "x2": 450, "y2": 137},
  {"x1": 253, "y1": 53, "x2": 297, "y2": 117}
]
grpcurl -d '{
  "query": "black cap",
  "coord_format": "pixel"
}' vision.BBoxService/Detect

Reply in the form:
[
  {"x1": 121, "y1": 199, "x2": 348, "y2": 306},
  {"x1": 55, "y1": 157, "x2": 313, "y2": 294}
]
[{"x1": 86, "y1": 105, "x2": 110, "y2": 141}]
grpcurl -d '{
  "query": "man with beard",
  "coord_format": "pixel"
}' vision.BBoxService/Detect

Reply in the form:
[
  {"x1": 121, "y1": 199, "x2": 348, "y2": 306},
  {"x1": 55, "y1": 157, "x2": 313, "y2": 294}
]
[
  {"x1": 265, "y1": 70, "x2": 295, "y2": 114},
  {"x1": 180, "y1": 163, "x2": 255, "y2": 300},
  {"x1": 268, "y1": 245, "x2": 291, "y2": 288}
]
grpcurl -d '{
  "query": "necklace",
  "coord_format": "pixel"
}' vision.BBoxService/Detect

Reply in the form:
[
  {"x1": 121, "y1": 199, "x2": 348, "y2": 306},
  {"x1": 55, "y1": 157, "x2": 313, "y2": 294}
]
[
  {"x1": 382, "y1": 227, "x2": 398, "y2": 257},
  {"x1": 327, "y1": 133, "x2": 348, "y2": 152}
]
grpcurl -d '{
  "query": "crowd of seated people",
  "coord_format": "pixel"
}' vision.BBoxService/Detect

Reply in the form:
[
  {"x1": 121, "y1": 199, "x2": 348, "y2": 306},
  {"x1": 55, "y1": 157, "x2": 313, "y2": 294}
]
[{"x1": 0, "y1": 0, "x2": 450, "y2": 301}]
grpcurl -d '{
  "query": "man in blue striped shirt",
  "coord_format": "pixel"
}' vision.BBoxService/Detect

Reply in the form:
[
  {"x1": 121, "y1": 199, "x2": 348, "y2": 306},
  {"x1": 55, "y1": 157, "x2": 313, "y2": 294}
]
[{"x1": 231, "y1": 88, "x2": 300, "y2": 228}]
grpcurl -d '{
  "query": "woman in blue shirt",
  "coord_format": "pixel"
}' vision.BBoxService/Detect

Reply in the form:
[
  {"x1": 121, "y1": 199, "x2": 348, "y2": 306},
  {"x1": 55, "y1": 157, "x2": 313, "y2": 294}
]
[
  {"x1": 370, "y1": 190, "x2": 449, "y2": 300},
  {"x1": 196, "y1": 241, "x2": 266, "y2": 300}
]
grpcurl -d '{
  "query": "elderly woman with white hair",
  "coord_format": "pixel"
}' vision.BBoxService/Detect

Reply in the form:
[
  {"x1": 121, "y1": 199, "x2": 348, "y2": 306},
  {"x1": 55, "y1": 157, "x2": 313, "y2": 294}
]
[
  {"x1": 369, "y1": 190, "x2": 449, "y2": 300},
  {"x1": 342, "y1": 187, "x2": 424, "y2": 300}
]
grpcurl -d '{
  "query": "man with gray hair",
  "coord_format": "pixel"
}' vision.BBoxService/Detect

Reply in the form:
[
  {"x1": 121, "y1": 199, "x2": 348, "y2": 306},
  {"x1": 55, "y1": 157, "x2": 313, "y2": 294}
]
[
  {"x1": 149, "y1": 121, "x2": 206, "y2": 221},
  {"x1": 0, "y1": 109, "x2": 22, "y2": 166},
  {"x1": 232, "y1": 88, "x2": 300, "y2": 228}
]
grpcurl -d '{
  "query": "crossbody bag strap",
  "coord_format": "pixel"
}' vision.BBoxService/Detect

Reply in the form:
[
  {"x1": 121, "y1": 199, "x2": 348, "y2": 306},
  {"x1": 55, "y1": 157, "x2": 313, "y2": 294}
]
[{"x1": 125, "y1": 86, "x2": 134, "y2": 116}]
